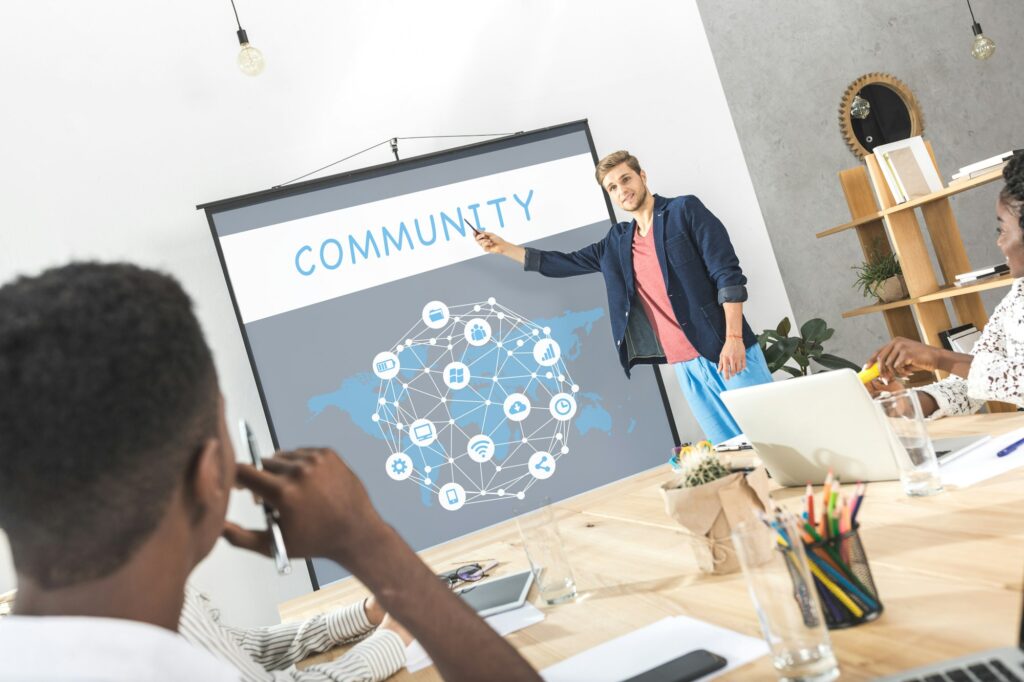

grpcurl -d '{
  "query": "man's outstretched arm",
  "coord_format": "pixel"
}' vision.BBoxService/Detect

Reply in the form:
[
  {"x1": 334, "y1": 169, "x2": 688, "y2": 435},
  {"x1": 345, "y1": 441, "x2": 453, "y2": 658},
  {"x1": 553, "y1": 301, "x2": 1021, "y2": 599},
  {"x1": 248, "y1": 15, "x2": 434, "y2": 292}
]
[
  {"x1": 475, "y1": 231, "x2": 526, "y2": 265},
  {"x1": 475, "y1": 231, "x2": 605, "y2": 277}
]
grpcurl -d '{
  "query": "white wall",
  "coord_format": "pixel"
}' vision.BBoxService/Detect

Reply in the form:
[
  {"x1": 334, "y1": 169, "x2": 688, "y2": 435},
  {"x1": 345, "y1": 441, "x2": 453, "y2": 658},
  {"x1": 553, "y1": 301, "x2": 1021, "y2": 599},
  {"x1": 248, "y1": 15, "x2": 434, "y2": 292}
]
[{"x1": 0, "y1": 0, "x2": 792, "y2": 626}]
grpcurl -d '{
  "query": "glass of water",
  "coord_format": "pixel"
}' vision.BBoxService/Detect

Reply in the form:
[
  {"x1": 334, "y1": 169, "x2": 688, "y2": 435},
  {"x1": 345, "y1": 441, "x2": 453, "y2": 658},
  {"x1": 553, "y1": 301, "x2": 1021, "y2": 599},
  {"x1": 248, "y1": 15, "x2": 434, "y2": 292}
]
[
  {"x1": 516, "y1": 504, "x2": 577, "y2": 605},
  {"x1": 875, "y1": 391, "x2": 944, "y2": 496},
  {"x1": 733, "y1": 514, "x2": 839, "y2": 682}
]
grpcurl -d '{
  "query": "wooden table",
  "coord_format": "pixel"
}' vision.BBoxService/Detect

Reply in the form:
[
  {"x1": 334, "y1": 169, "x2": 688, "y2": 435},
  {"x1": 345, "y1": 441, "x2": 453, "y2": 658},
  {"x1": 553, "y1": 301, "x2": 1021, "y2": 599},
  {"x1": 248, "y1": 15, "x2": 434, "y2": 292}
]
[{"x1": 280, "y1": 413, "x2": 1024, "y2": 680}]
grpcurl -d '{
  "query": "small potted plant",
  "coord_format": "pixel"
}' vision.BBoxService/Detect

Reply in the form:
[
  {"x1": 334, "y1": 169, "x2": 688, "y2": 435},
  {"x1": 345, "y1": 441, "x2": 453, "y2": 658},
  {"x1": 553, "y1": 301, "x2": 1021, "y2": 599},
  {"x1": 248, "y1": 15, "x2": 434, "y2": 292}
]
[
  {"x1": 660, "y1": 442, "x2": 771, "y2": 575},
  {"x1": 852, "y1": 243, "x2": 906, "y2": 303}
]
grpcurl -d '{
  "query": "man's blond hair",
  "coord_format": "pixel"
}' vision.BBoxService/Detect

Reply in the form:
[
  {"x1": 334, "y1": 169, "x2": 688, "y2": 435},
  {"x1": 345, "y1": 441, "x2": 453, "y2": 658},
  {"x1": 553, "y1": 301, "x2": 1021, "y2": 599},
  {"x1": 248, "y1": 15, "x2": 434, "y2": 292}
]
[{"x1": 595, "y1": 150, "x2": 642, "y2": 186}]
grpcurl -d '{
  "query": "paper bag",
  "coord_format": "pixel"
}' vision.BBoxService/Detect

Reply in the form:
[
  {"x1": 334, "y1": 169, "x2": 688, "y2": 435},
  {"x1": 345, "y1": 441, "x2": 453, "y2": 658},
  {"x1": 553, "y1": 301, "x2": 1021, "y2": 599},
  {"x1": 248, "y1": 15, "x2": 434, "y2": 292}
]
[{"x1": 659, "y1": 467, "x2": 772, "y2": 575}]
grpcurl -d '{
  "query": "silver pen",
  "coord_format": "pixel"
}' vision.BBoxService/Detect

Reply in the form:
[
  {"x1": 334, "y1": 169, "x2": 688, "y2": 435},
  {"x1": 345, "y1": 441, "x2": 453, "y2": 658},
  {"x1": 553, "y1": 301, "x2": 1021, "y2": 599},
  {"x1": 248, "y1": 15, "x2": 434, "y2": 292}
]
[{"x1": 239, "y1": 419, "x2": 291, "y2": 575}]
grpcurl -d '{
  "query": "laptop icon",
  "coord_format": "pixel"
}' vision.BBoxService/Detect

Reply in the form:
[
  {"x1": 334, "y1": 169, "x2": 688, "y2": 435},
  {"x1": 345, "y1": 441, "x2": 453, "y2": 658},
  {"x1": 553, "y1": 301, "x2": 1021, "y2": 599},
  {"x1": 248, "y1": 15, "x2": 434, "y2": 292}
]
[{"x1": 876, "y1": 576, "x2": 1024, "y2": 681}]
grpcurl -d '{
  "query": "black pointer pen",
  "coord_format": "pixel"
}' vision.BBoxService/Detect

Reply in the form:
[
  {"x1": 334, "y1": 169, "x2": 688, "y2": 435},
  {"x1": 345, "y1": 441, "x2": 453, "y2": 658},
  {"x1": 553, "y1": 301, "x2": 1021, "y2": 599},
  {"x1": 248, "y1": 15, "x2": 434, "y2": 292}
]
[{"x1": 239, "y1": 419, "x2": 291, "y2": 575}]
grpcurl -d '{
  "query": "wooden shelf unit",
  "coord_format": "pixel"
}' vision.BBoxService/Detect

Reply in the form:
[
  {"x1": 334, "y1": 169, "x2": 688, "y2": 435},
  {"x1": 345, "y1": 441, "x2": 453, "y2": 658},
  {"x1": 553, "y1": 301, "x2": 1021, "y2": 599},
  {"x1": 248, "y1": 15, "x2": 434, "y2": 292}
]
[
  {"x1": 819, "y1": 145, "x2": 1013, "y2": 411},
  {"x1": 841, "y1": 274, "x2": 1014, "y2": 319},
  {"x1": 815, "y1": 167, "x2": 1005, "y2": 238}
]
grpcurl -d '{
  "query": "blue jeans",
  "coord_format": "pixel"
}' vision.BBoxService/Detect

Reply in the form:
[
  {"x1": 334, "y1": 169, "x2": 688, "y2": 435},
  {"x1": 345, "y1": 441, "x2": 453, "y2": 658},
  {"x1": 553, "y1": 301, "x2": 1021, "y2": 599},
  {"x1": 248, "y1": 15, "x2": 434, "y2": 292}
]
[{"x1": 672, "y1": 344, "x2": 773, "y2": 445}]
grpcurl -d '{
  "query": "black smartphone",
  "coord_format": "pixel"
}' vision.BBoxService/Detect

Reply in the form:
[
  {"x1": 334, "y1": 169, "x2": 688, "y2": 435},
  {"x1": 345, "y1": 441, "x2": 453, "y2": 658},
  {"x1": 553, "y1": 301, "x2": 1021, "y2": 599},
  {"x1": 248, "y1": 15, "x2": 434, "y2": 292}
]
[{"x1": 623, "y1": 649, "x2": 728, "y2": 682}]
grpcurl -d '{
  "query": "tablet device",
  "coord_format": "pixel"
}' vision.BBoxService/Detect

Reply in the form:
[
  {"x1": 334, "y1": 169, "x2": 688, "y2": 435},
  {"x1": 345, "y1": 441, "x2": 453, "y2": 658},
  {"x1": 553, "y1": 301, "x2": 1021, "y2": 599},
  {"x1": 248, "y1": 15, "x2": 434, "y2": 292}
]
[{"x1": 457, "y1": 569, "x2": 534, "y2": 617}]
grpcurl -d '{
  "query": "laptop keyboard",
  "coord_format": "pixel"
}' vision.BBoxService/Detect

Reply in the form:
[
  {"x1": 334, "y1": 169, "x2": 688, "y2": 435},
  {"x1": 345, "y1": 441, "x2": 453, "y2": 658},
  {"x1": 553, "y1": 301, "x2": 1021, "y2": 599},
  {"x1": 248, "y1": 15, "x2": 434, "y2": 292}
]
[{"x1": 903, "y1": 659, "x2": 1022, "y2": 682}]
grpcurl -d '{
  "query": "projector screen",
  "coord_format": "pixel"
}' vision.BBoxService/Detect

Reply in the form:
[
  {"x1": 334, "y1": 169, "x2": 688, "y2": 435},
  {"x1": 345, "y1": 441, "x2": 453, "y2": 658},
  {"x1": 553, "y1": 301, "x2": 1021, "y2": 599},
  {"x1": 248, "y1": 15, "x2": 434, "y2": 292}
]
[{"x1": 201, "y1": 120, "x2": 677, "y2": 588}]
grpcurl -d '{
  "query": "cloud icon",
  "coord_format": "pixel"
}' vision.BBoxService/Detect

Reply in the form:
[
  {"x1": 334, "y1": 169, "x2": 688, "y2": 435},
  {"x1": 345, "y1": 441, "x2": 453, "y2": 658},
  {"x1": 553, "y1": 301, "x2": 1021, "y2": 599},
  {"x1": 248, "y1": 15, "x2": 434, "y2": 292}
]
[{"x1": 508, "y1": 401, "x2": 527, "y2": 415}]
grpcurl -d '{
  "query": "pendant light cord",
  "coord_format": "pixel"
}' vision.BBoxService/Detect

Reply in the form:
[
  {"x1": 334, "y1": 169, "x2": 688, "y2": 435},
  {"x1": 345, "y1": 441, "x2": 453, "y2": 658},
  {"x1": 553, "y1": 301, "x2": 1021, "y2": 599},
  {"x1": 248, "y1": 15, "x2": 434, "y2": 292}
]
[
  {"x1": 966, "y1": 0, "x2": 978, "y2": 24},
  {"x1": 229, "y1": 0, "x2": 243, "y2": 31}
]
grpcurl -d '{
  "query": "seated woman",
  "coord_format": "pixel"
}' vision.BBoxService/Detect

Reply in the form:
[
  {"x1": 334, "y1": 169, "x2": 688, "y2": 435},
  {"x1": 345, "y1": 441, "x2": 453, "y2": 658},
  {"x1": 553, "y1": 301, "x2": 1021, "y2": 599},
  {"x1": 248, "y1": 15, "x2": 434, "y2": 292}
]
[{"x1": 867, "y1": 152, "x2": 1024, "y2": 418}]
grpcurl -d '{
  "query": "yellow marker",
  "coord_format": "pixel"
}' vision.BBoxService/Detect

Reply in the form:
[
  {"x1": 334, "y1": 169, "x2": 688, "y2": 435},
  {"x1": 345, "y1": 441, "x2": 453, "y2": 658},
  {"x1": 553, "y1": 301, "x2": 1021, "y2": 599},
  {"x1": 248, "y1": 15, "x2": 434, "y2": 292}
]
[{"x1": 857, "y1": 363, "x2": 880, "y2": 384}]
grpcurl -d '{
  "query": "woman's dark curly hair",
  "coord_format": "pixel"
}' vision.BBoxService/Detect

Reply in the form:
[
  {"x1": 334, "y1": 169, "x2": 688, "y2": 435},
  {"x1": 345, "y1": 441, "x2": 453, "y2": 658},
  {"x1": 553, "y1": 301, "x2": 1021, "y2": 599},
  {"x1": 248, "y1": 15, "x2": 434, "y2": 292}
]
[{"x1": 1001, "y1": 152, "x2": 1024, "y2": 230}]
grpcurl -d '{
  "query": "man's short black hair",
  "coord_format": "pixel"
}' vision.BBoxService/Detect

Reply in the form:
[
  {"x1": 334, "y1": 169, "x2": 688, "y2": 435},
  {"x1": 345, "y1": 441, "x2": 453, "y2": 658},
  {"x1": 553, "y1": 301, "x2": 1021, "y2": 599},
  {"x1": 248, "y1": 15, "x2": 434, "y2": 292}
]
[{"x1": 0, "y1": 262, "x2": 219, "y2": 588}]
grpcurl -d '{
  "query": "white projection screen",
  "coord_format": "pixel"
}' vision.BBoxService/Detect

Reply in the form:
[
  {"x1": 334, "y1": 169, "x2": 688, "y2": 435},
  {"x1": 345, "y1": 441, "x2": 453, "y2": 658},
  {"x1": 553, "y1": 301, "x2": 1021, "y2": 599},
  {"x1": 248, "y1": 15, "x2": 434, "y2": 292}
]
[{"x1": 200, "y1": 121, "x2": 678, "y2": 588}]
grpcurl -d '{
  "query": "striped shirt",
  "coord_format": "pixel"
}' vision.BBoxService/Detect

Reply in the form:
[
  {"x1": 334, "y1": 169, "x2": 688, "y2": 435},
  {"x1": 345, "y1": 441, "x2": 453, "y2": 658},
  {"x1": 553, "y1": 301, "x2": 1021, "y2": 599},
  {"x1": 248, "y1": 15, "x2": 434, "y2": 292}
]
[{"x1": 179, "y1": 586, "x2": 406, "y2": 682}]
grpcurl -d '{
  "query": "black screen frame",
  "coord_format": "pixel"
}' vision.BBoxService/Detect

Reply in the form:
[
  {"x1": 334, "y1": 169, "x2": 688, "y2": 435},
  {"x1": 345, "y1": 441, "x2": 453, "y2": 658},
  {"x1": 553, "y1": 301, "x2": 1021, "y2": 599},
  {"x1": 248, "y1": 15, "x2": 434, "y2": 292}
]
[{"x1": 198, "y1": 119, "x2": 681, "y2": 590}]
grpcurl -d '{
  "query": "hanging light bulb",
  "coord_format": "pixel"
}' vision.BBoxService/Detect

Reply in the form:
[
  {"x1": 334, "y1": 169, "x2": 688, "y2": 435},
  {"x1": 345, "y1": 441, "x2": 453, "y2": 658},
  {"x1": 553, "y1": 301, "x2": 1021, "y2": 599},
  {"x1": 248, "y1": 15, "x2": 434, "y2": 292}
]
[
  {"x1": 229, "y1": 0, "x2": 265, "y2": 76},
  {"x1": 966, "y1": 0, "x2": 996, "y2": 60},
  {"x1": 971, "y1": 26, "x2": 996, "y2": 60},
  {"x1": 236, "y1": 29, "x2": 265, "y2": 76}
]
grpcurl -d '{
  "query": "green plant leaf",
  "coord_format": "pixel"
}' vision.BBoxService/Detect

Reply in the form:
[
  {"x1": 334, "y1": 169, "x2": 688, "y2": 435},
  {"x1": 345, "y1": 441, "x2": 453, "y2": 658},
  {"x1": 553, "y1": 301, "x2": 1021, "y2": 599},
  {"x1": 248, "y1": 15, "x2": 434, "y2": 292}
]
[
  {"x1": 813, "y1": 353, "x2": 862, "y2": 371},
  {"x1": 778, "y1": 337, "x2": 800, "y2": 356},
  {"x1": 800, "y1": 318, "x2": 828, "y2": 343},
  {"x1": 780, "y1": 365, "x2": 804, "y2": 378},
  {"x1": 762, "y1": 342, "x2": 787, "y2": 366},
  {"x1": 776, "y1": 317, "x2": 791, "y2": 336}
]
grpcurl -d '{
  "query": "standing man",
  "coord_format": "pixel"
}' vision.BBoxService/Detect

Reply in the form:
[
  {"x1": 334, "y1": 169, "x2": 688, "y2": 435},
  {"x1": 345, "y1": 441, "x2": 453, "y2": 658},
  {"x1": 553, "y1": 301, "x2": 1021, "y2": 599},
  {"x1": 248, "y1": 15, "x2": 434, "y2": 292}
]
[{"x1": 475, "y1": 150, "x2": 772, "y2": 444}]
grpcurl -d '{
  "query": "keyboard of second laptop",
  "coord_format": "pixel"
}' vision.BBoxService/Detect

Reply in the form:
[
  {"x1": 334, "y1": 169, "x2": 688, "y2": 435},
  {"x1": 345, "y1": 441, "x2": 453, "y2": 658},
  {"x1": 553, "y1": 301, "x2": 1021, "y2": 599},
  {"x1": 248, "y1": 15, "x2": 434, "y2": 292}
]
[{"x1": 903, "y1": 658, "x2": 1022, "y2": 682}]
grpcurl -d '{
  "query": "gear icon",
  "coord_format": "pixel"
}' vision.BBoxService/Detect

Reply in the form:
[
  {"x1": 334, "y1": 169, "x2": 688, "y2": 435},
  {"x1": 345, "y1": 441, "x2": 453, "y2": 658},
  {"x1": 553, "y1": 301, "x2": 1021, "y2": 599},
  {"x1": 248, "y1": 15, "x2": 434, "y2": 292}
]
[{"x1": 391, "y1": 459, "x2": 409, "y2": 476}]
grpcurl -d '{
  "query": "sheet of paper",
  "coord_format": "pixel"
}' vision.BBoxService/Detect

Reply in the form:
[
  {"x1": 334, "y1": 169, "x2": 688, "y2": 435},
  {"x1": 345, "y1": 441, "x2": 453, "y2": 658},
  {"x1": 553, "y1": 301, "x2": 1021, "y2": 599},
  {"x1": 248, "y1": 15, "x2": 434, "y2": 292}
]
[
  {"x1": 404, "y1": 602, "x2": 545, "y2": 673},
  {"x1": 941, "y1": 426, "x2": 1024, "y2": 488},
  {"x1": 540, "y1": 615, "x2": 768, "y2": 682}
]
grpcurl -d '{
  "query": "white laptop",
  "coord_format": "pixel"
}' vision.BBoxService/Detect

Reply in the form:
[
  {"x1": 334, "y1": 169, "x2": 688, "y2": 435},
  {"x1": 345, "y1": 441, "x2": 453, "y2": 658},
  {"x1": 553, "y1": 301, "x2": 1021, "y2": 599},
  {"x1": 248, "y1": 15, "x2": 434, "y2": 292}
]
[{"x1": 720, "y1": 369, "x2": 984, "y2": 486}]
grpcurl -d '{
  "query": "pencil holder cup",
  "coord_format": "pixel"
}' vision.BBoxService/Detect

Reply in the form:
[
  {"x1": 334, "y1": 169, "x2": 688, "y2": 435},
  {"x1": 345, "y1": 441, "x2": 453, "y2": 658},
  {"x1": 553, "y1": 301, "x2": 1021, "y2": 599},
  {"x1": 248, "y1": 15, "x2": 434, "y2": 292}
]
[{"x1": 805, "y1": 525, "x2": 883, "y2": 629}]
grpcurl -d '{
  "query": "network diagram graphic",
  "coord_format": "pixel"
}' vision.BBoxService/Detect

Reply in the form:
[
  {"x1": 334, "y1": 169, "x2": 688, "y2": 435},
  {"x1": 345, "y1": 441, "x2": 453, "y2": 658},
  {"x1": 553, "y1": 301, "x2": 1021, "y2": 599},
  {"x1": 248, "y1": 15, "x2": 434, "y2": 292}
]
[{"x1": 370, "y1": 298, "x2": 581, "y2": 511}]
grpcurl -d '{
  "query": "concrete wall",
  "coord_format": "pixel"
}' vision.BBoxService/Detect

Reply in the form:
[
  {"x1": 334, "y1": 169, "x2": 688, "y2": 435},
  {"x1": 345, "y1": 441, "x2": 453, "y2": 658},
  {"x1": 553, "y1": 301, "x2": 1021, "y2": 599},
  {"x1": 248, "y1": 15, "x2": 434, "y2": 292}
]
[
  {"x1": 0, "y1": 0, "x2": 792, "y2": 626},
  {"x1": 697, "y1": 1, "x2": 1024, "y2": 363}
]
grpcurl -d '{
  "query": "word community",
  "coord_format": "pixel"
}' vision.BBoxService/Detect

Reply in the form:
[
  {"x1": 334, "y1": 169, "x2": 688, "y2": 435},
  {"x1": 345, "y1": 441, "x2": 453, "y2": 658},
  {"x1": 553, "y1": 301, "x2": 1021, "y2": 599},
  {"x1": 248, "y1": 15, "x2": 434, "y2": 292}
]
[{"x1": 295, "y1": 190, "x2": 535, "y2": 276}]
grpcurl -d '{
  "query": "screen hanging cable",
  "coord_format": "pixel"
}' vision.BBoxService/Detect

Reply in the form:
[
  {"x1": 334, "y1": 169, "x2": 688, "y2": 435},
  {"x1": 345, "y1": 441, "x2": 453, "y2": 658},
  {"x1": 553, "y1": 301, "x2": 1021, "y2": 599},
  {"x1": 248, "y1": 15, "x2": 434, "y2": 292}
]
[{"x1": 274, "y1": 132, "x2": 520, "y2": 188}]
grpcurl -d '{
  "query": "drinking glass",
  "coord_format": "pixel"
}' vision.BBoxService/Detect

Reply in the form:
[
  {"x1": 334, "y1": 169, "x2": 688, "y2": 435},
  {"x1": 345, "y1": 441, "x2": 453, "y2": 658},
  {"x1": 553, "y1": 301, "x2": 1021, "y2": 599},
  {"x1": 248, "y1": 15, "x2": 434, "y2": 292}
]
[
  {"x1": 516, "y1": 505, "x2": 577, "y2": 605},
  {"x1": 875, "y1": 391, "x2": 944, "y2": 496},
  {"x1": 732, "y1": 514, "x2": 839, "y2": 682}
]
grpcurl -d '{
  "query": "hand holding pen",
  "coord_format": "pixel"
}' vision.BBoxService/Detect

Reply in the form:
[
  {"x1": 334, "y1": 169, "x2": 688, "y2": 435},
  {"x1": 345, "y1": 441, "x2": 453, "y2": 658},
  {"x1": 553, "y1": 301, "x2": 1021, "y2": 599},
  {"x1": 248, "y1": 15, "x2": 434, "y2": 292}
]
[{"x1": 223, "y1": 439, "x2": 390, "y2": 568}]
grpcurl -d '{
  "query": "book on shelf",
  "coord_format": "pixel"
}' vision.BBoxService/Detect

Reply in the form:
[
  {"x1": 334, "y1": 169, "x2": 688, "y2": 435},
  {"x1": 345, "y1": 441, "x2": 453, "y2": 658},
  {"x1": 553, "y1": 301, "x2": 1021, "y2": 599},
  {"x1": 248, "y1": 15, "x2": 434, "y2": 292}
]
[
  {"x1": 948, "y1": 325, "x2": 982, "y2": 354},
  {"x1": 954, "y1": 263, "x2": 1010, "y2": 285},
  {"x1": 872, "y1": 137, "x2": 943, "y2": 204},
  {"x1": 950, "y1": 150, "x2": 1020, "y2": 182},
  {"x1": 938, "y1": 323, "x2": 976, "y2": 351},
  {"x1": 950, "y1": 160, "x2": 1010, "y2": 185}
]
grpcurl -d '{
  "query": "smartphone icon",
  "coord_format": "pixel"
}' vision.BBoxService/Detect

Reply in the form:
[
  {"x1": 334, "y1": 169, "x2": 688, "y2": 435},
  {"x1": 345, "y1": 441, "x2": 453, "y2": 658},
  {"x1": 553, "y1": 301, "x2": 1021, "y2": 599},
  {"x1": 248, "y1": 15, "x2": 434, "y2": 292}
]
[{"x1": 239, "y1": 420, "x2": 291, "y2": 576}]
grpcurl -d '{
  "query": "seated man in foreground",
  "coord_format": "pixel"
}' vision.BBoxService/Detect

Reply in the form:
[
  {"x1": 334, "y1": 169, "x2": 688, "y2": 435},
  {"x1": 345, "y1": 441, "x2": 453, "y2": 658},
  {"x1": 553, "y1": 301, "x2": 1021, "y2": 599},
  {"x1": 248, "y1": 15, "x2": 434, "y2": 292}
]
[{"x1": 0, "y1": 262, "x2": 539, "y2": 681}]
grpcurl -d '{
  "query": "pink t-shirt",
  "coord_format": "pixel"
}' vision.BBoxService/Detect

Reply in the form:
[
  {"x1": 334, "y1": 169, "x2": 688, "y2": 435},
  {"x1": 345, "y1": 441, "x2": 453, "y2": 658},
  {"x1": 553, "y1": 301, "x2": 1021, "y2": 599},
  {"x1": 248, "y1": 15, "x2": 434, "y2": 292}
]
[{"x1": 631, "y1": 228, "x2": 700, "y2": 363}]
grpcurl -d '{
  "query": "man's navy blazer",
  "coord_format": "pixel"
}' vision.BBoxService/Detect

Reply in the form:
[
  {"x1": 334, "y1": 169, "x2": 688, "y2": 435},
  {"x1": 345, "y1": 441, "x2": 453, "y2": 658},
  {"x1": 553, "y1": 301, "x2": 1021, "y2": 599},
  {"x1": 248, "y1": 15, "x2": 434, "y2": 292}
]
[{"x1": 524, "y1": 194, "x2": 756, "y2": 376}]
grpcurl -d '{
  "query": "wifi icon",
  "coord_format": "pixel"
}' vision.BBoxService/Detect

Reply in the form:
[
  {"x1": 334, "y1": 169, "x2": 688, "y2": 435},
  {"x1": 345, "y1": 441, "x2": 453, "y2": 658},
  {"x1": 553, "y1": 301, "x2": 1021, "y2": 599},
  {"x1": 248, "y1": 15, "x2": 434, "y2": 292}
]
[{"x1": 467, "y1": 434, "x2": 495, "y2": 463}]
